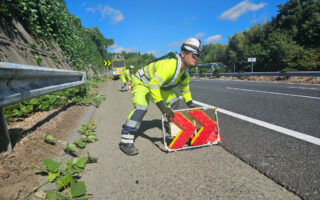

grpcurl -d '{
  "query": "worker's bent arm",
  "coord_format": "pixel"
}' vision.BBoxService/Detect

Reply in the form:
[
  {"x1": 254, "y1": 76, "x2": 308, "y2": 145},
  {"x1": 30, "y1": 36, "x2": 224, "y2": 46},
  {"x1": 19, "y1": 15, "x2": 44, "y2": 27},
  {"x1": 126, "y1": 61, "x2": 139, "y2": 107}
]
[{"x1": 120, "y1": 71, "x2": 126, "y2": 83}]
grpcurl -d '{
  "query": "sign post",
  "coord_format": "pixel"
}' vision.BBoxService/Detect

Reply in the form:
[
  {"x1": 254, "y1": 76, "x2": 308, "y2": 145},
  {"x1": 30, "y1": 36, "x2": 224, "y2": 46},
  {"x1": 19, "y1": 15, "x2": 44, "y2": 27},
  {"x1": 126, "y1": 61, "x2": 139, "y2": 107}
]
[{"x1": 248, "y1": 57, "x2": 256, "y2": 72}]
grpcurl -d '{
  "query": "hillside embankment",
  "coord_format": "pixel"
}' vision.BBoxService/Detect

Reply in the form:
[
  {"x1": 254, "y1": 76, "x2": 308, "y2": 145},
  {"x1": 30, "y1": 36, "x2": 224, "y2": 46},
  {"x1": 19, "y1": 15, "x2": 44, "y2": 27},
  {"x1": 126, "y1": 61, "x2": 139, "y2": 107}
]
[{"x1": 0, "y1": 18, "x2": 72, "y2": 70}]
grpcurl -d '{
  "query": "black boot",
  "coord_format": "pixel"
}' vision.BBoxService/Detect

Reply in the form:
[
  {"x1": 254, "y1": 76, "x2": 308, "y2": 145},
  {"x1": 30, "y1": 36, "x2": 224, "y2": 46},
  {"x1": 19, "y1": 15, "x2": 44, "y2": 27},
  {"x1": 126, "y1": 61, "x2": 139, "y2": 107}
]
[{"x1": 119, "y1": 143, "x2": 139, "y2": 156}]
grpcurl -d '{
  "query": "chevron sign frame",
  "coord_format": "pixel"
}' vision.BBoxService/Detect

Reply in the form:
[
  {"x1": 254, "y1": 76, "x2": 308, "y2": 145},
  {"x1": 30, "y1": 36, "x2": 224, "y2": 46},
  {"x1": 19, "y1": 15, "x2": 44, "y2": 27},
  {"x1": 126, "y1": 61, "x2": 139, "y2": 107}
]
[{"x1": 161, "y1": 106, "x2": 222, "y2": 152}]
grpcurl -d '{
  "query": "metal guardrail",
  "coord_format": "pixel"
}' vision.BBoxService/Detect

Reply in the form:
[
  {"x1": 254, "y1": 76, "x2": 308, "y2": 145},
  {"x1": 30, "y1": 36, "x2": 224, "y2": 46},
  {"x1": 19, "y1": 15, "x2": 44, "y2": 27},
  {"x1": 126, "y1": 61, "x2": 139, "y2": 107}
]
[
  {"x1": 190, "y1": 71, "x2": 320, "y2": 77},
  {"x1": 0, "y1": 62, "x2": 86, "y2": 152}
]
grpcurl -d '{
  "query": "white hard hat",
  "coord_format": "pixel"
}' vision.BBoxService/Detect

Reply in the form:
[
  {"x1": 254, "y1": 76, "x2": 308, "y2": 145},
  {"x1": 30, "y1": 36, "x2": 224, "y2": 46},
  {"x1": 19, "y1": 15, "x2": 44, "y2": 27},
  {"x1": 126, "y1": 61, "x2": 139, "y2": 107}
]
[
  {"x1": 181, "y1": 38, "x2": 202, "y2": 56},
  {"x1": 129, "y1": 65, "x2": 134, "y2": 70}
]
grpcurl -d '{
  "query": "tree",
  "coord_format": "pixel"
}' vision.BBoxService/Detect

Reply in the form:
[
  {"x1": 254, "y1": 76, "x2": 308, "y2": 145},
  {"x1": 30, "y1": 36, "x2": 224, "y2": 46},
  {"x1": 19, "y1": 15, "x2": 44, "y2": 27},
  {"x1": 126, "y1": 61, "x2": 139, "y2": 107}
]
[
  {"x1": 272, "y1": 0, "x2": 320, "y2": 48},
  {"x1": 116, "y1": 52, "x2": 156, "y2": 70}
]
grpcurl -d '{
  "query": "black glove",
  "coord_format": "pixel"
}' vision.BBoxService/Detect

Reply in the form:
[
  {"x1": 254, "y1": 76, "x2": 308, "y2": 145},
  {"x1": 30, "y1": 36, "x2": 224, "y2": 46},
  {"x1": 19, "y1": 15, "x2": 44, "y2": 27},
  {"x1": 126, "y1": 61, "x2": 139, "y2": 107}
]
[
  {"x1": 124, "y1": 82, "x2": 127, "y2": 86},
  {"x1": 186, "y1": 101, "x2": 198, "y2": 108},
  {"x1": 156, "y1": 101, "x2": 175, "y2": 119}
]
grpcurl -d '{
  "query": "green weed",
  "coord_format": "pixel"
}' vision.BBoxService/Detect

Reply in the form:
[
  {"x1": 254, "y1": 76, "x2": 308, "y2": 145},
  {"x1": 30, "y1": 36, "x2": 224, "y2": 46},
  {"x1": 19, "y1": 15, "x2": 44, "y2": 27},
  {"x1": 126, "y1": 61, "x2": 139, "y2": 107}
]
[
  {"x1": 4, "y1": 77, "x2": 107, "y2": 121},
  {"x1": 34, "y1": 120, "x2": 98, "y2": 199}
]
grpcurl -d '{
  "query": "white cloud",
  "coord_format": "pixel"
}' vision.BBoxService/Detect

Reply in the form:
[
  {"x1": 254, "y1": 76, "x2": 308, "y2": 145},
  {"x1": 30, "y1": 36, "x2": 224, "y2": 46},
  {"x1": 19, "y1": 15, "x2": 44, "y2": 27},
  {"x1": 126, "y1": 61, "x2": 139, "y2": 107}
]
[
  {"x1": 109, "y1": 45, "x2": 137, "y2": 53},
  {"x1": 184, "y1": 16, "x2": 197, "y2": 26},
  {"x1": 168, "y1": 41, "x2": 182, "y2": 47},
  {"x1": 99, "y1": 5, "x2": 124, "y2": 24},
  {"x1": 86, "y1": 4, "x2": 124, "y2": 24},
  {"x1": 218, "y1": 0, "x2": 266, "y2": 21},
  {"x1": 194, "y1": 32, "x2": 205, "y2": 39},
  {"x1": 204, "y1": 35, "x2": 222, "y2": 44},
  {"x1": 86, "y1": 7, "x2": 95, "y2": 14},
  {"x1": 169, "y1": 34, "x2": 207, "y2": 48},
  {"x1": 168, "y1": 35, "x2": 204, "y2": 48},
  {"x1": 146, "y1": 50, "x2": 159, "y2": 55}
]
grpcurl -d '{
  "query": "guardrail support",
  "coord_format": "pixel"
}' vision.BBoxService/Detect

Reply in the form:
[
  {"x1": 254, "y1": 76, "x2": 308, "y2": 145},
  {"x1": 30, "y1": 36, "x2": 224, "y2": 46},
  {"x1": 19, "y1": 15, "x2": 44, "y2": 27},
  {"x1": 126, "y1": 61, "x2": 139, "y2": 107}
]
[{"x1": 0, "y1": 107, "x2": 12, "y2": 152}]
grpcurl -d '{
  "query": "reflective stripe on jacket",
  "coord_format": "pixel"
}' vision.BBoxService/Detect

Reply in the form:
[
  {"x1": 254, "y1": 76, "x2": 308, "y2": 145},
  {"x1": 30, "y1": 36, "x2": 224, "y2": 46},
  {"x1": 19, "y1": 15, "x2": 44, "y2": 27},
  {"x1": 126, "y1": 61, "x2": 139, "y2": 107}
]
[{"x1": 135, "y1": 52, "x2": 192, "y2": 103}]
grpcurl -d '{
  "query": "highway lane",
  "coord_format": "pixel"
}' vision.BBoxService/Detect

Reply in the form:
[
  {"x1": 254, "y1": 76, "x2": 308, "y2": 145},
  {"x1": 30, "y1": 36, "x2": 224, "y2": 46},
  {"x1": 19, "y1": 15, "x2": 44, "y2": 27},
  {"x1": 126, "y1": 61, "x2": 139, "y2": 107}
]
[
  {"x1": 189, "y1": 79, "x2": 320, "y2": 200},
  {"x1": 190, "y1": 79, "x2": 320, "y2": 137},
  {"x1": 80, "y1": 80, "x2": 299, "y2": 200}
]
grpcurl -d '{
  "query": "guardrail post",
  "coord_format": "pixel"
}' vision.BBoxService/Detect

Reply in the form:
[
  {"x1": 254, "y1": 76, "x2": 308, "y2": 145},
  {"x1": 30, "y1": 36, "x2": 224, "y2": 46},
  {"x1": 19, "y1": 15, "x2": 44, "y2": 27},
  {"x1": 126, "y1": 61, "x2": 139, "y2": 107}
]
[{"x1": 0, "y1": 107, "x2": 12, "y2": 153}]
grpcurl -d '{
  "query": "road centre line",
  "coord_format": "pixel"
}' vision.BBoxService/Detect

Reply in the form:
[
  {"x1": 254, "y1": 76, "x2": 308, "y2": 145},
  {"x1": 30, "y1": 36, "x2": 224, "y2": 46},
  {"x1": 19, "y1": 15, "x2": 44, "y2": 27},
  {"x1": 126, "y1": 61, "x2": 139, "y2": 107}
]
[
  {"x1": 226, "y1": 87, "x2": 320, "y2": 100},
  {"x1": 192, "y1": 99, "x2": 320, "y2": 146}
]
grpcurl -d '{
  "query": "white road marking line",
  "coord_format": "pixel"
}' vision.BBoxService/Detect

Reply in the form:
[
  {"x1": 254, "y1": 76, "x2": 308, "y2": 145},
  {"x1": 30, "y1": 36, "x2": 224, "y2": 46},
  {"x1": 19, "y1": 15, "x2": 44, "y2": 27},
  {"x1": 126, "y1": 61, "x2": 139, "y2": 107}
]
[
  {"x1": 226, "y1": 87, "x2": 320, "y2": 100},
  {"x1": 288, "y1": 86, "x2": 320, "y2": 90},
  {"x1": 192, "y1": 100, "x2": 320, "y2": 146},
  {"x1": 196, "y1": 78, "x2": 320, "y2": 86}
]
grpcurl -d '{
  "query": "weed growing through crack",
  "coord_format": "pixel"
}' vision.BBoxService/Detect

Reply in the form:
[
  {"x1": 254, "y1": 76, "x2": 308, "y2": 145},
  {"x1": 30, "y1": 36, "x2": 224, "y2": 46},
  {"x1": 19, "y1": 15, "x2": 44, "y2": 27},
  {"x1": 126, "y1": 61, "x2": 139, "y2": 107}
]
[
  {"x1": 62, "y1": 120, "x2": 98, "y2": 156},
  {"x1": 77, "y1": 120, "x2": 98, "y2": 144}
]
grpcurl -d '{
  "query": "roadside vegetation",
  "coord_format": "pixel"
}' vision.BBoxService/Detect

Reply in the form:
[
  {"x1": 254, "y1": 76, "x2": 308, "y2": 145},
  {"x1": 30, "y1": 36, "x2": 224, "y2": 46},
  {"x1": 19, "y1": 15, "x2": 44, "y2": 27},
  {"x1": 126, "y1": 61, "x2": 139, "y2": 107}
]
[
  {"x1": 23, "y1": 120, "x2": 99, "y2": 200},
  {"x1": 2, "y1": 0, "x2": 317, "y2": 75},
  {"x1": 195, "y1": 0, "x2": 320, "y2": 73},
  {"x1": 1, "y1": 0, "x2": 113, "y2": 73},
  {"x1": 4, "y1": 76, "x2": 107, "y2": 121},
  {"x1": 120, "y1": 52, "x2": 156, "y2": 70}
]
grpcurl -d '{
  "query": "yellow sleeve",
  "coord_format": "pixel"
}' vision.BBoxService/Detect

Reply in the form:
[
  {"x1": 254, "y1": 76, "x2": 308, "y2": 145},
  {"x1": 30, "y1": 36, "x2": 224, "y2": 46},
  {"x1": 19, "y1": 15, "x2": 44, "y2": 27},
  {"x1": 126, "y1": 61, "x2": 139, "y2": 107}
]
[
  {"x1": 148, "y1": 59, "x2": 176, "y2": 103},
  {"x1": 179, "y1": 73, "x2": 192, "y2": 103}
]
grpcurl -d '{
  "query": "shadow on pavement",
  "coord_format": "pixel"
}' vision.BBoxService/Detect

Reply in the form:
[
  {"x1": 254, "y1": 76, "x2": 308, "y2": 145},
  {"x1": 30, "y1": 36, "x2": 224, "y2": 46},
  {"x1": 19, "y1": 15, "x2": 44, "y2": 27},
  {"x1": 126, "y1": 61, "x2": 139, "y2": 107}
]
[{"x1": 136, "y1": 119, "x2": 168, "y2": 153}]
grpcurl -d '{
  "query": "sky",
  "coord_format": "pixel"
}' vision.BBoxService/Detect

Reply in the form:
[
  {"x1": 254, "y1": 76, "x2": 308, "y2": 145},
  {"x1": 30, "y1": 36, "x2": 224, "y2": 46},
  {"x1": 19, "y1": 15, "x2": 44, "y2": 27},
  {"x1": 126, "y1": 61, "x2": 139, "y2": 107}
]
[{"x1": 64, "y1": 0, "x2": 288, "y2": 57}]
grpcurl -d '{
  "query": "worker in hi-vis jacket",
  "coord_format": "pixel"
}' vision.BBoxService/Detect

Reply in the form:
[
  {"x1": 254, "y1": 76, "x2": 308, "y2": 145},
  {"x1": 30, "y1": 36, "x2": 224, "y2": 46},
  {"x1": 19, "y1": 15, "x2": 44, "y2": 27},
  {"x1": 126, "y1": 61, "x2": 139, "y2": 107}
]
[
  {"x1": 119, "y1": 38, "x2": 201, "y2": 156},
  {"x1": 120, "y1": 65, "x2": 135, "y2": 90}
]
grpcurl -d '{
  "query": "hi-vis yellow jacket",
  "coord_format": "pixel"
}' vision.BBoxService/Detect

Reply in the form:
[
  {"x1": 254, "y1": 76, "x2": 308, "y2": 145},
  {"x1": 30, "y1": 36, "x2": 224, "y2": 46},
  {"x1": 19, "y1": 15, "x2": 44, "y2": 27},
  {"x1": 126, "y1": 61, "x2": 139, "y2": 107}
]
[
  {"x1": 120, "y1": 69, "x2": 132, "y2": 83},
  {"x1": 135, "y1": 52, "x2": 192, "y2": 104}
]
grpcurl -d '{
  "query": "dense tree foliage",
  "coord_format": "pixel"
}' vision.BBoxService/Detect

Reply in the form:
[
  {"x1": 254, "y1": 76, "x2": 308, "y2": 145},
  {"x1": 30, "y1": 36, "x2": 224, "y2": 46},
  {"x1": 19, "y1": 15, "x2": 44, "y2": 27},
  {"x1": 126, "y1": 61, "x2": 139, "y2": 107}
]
[
  {"x1": 199, "y1": 0, "x2": 319, "y2": 72},
  {"x1": 1, "y1": 0, "x2": 114, "y2": 72},
  {"x1": 117, "y1": 52, "x2": 156, "y2": 70},
  {"x1": 198, "y1": 43, "x2": 228, "y2": 64}
]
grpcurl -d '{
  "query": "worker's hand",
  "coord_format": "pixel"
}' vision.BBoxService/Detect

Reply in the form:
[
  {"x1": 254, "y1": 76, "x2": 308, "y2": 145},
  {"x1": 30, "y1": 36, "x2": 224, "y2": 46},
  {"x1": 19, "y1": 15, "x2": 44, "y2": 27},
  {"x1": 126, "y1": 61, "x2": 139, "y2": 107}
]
[
  {"x1": 157, "y1": 101, "x2": 174, "y2": 119},
  {"x1": 160, "y1": 105, "x2": 175, "y2": 119},
  {"x1": 186, "y1": 101, "x2": 198, "y2": 108}
]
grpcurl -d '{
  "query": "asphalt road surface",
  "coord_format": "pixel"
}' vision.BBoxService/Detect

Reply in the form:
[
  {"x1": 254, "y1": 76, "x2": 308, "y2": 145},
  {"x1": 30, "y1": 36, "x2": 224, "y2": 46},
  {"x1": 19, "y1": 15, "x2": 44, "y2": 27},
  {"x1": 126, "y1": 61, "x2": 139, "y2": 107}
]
[
  {"x1": 81, "y1": 80, "x2": 300, "y2": 200},
  {"x1": 190, "y1": 78, "x2": 320, "y2": 200}
]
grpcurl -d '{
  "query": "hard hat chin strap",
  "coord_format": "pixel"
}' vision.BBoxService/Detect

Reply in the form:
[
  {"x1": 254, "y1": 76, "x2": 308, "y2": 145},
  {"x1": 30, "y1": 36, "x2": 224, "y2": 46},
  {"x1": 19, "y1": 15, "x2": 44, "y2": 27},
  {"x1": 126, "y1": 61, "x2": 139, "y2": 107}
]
[{"x1": 181, "y1": 52, "x2": 191, "y2": 68}]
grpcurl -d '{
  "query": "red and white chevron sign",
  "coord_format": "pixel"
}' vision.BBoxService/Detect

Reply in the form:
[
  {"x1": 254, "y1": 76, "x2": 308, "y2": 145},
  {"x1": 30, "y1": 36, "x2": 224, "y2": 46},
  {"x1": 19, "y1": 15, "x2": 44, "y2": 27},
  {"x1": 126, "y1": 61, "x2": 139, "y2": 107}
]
[
  {"x1": 169, "y1": 112, "x2": 197, "y2": 149},
  {"x1": 168, "y1": 109, "x2": 220, "y2": 150}
]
